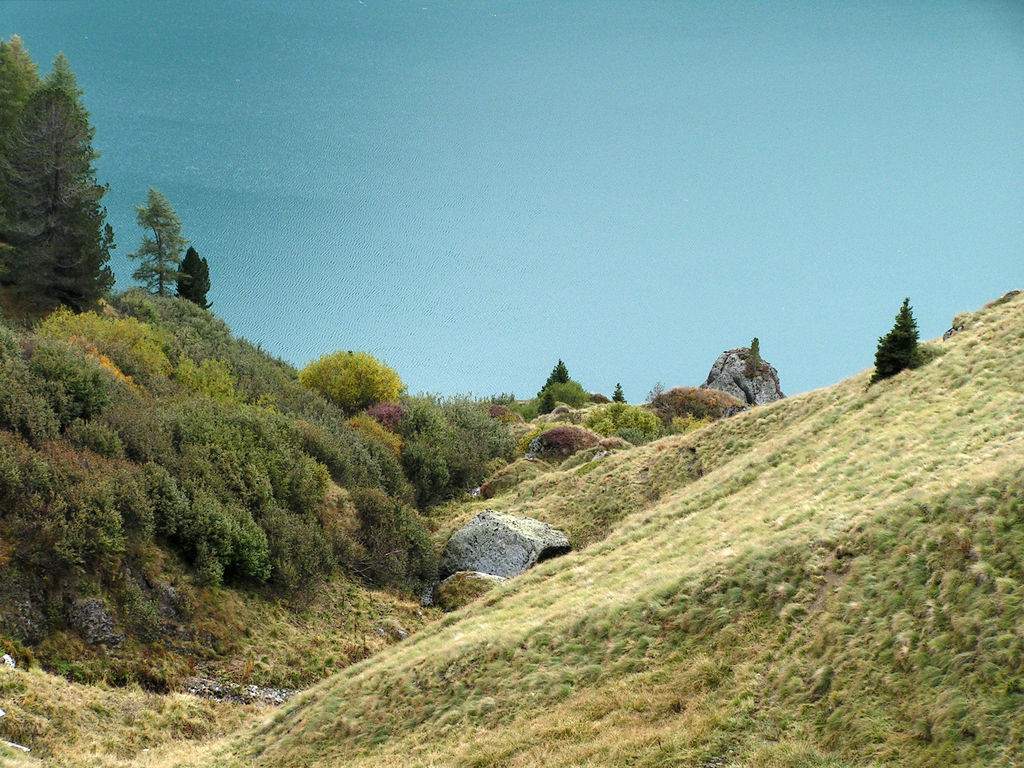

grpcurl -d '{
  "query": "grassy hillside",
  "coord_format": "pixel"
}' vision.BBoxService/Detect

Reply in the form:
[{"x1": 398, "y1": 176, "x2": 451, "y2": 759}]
[{"x1": 153, "y1": 291, "x2": 1024, "y2": 768}]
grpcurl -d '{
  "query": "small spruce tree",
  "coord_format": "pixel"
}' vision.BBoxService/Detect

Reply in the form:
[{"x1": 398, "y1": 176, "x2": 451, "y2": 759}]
[
  {"x1": 745, "y1": 337, "x2": 762, "y2": 378},
  {"x1": 871, "y1": 297, "x2": 922, "y2": 384},
  {"x1": 177, "y1": 246, "x2": 211, "y2": 308},
  {"x1": 612, "y1": 383, "x2": 625, "y2": 403}
]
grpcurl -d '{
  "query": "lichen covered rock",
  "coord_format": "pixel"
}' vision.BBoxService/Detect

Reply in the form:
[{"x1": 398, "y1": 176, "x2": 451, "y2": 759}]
[
  {"x1": 438, "y1": 510, "x2": 570, "y2": 580},
  {"x1": 700, "y1": 348, "x2": 784, "y2": 406}
]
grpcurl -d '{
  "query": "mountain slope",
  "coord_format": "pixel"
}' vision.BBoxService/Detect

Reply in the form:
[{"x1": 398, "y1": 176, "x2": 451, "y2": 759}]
[{"x1": 190, "y1": 293, "x2": 1024, "y2": 768}]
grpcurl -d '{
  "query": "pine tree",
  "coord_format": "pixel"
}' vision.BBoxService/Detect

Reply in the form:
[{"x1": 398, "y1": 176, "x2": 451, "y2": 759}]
[
  {"x1": 1, "y1": 52, "x2": 113, "y2": 309},
  {"x1": 871, "y1": 298, "x2": 922, "y2": 384},
  {"x1": 0, "y1": 35, "x2": 41, "y2": 221},
  {"x1": 129, "y1": 187, "x2": 188, "y2": 296},
  {"x1": 177, "y1": 246, "x2": 211, "y2": 308},
  {"x1": 745, "y1": 337, "x2": 761, "y2": 378},
  {"x1": 612, "y1": 383, "x2": 625, "y2": 403},
  {"x1": 539, "y1": 359, "x2": 570, "y2": 397}
]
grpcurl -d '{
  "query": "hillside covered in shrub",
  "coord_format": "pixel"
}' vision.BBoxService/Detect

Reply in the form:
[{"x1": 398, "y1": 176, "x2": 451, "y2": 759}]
[{"x1": 0, "y1": 290, "x2": 514, "y2": 689}]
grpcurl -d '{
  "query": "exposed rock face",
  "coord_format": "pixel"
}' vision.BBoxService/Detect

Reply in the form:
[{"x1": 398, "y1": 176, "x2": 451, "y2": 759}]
[
  {"x1": 66, "y1": 598, "x2": 123, "y2": 647},
  {"x1": 700, "y1": 348, "x2": 784, "y2": 407},
  {"x1": 438, "y1": 510, "x2": 570, "y2": 580}
]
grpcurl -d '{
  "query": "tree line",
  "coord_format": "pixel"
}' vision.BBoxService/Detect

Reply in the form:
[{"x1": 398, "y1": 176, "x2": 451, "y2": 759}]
[{"x1": 0, "y1": 36, "x2": 209, "y2": 313}]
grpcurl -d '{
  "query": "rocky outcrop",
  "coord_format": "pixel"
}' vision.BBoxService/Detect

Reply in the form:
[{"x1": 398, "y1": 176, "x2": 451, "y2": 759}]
[
  {"x1": 66, "y1": 598, "x2": 123, "y2": 647},
  {"x1": 438, "y1": 510, "x2": 570, "y2": 580},
  {"x1": 184, "y1": 677, "x2": 298, "y2": 705},
  {"x1": 700, "y1": 348, "x2": 784, "y2": 407}
]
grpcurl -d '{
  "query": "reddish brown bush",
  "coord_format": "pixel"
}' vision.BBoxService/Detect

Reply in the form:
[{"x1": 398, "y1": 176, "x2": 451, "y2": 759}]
[
  {"x1": 365, "y1": 401, "x2": 405, "y2": 432},
  {"x1": 649, "y1": 386, "x2": 745, "y2": 426},
  {"x1": 529, "y1": 425, "x2": 598, "y2": 458}
]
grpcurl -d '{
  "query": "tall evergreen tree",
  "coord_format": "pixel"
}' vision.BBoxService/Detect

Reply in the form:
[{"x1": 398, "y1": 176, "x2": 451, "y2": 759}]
[
  {"x1": 1, "y1": 51, "x2": 114, "y2": 309},
  {"x1": 0, "y1": 35, "x2": 41, "y2": 218},
  {"x1": 129, "y1": 187, "x2": 188, "y2": 296},
  {"x1": 177, "y1": 246, "x2": 211, "y2": 308},
  {"x1": 871, "y1": 298, "x2": 922, "y2": 384},
  {"x1": 539, "y1": 359, "x2": 570, "y2": 396},
  {"x1": 612, "y1": 383, "x2": 625, "y2": 403}
]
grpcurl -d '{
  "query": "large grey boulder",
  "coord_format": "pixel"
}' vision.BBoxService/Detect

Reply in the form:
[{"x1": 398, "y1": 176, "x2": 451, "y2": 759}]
[
  {"x1": 701, "y1": 347, "x2": 784, "y2": 407},
  {"x1": 438, "y1": 510, "x2": 570, "y2": 580}
]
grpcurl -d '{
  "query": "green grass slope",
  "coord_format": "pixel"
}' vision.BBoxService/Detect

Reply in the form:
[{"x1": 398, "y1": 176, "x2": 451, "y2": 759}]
[{"x1": 188, "y1": 293, "x2": 1024, "y2": 768}]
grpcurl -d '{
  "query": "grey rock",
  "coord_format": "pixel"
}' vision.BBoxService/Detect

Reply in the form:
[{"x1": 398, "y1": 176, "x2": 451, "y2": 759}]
[
  {"x1": 2, "y1": 654, "x2": 14, "y2": 669},
  {"x1": 438, "y1": 510, "x2": 570, "y2": 580},
  {"x1": 942, "y1": 325, "x2": 963, "y2": 341},
  {"x1": 184, "y1": 676, "x2": 297, "y2": 706},
  {"x1": 66, "y1": 598, "x2": 124, "y2": 647},
  {"x1": 700, "y1": 348, "x2": 784, "y2": 407}
]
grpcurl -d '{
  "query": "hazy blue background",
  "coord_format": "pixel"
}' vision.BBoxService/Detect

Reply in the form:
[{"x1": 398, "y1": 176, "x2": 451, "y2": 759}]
[{"x1": 4, "y1": 1, "x2": 1023, "y2": 400}]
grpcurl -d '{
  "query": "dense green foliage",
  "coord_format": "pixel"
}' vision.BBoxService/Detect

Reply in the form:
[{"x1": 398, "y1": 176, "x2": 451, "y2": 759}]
[
  {"x1": 398, "y1": 395, "x2": 514, "y2": 506},
  {"x1": 0, "y1": 292, "x2": 519, "y2": 681},
  {"x1": 584, "y1": 402, "x2": 663, "y2": 443},
  {"x1": 176, "y1": 246, "x2": 211, "y2": 308},
  {"x1": 299, "y1": 349, "x2": 404, "y2": 413},
  {"x1": 0, "y1": 42, "x2": 113, "y2": 311},
  {"x1": 871, "y1": 297, "x2": 922, "y2": 384}
]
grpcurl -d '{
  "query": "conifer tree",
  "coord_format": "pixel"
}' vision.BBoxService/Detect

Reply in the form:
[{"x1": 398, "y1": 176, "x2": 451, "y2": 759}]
[
  {"x1": 538, "y1": 388, "x2": 556, "y2": 415},
  {"x1": 612, "y1": 383, "x2": 625, "y2": 403},
  {"x1": 177, "y1": 246, "x2": 211, "y2": 308},
  {"x1": 1, "y1": 51, "x2": 114, "y2": 309},
  {"x1": 539, "y1": 359, "x2": 569, "y2": 396},
  {"x1": 745, "y1": 337, "x2": 762, "y2": 378},
  {"x1": 129, "y1": 187, "x2": 188, "y2": 296},
  {"x1": 871, "y1": 298, "x2": 922, "y2": 384},
  {"x1": 0, "y1": 35, "x2": 41, "y2": 220}
]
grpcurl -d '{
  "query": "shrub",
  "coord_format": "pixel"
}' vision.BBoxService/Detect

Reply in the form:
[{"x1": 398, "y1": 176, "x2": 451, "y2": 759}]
[
  {"x1": 258, "y1": 503, "x2": 331, "y2": 593},
  {"x1": 39, "y1": 306, "x2": 173, "y2": 386},
  {"x1": 298, "y1": 350, "x2": 403, "y2": 413},
  {"x1": 528, "y1": 425, "x2": 598, "y2": 458},
  {"x1": 399, "y1": 396, "x2": 514, "y2": 507},
  {"x1": 0, "y1": 356, "x2": 60, "y2": 445},
  {"x1": 349, "y1": 488, "x2": 434, "y2": 591},
  {"x1": 64, "y1": 418, "x2": 125, "y2": 459},
  {"x1": 365, "y1": 401, "x2": 405, "y2": 431},
  {"x1": 175, "y1": 355, "x2": 237, "y2": 402},
  {"x1": 584, "y1": 402, "x2": 663, "y2": 441},
  {"x1": 540, "y1": 380, "x2": 589, "y2": 410},
  {"x1": 28, "y1": 340, "x2": 112, "y2": 427},
  {"x1": 0, "y1": 322, "x2": 20, "y2": 362},
  {"x1": 649, "y1": 386, "x2": 745, "y2": 426},
  {"x1": 348, "y1": 413, "x2": 402, "y2": 458}
]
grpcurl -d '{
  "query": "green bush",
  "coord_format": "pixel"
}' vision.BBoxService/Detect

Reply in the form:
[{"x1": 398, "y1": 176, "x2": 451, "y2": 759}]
[
  {"x1": 539, "y1": 380, "x2": 589, "y2": 410},
  {"x1": 64, "y1": 418, "x2": 125, "y2": 458},
  {"x1": 350, "y1": 488, "x2": 434, "y2": 591},
  {"x1": 258, "y1": 503, "x2": 331, "y2": 593},
  {"x1": 584, "y1": 402, "x2": 663, "y2": 441},
  {"x1": 0, "y1": 356, "x2": 60, "y2": 445},
  {"x1": 28, "y1": 340, "x2": 112, "y2": 427},
  {"x1": 399, "y1": 396, "x2": 514, "y2": 507}
]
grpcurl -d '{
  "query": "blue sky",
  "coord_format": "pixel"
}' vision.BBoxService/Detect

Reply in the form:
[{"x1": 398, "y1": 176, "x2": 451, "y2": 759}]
[{"x1": 5, "y1": 0, "x2": 1023, "y2": 401}]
